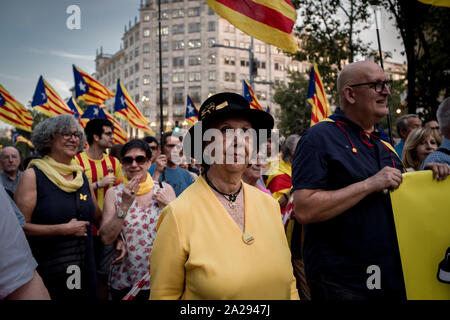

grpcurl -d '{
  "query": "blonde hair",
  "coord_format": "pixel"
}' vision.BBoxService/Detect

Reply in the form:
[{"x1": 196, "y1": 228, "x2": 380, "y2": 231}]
[{"x1": 402, "y1": 127, "x2": 442, "y2": 170}]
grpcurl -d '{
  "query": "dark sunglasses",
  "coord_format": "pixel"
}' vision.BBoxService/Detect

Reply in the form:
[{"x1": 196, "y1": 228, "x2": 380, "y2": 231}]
[{"x1": 122, "y1": 155, "x2": 147, "y2": 165}]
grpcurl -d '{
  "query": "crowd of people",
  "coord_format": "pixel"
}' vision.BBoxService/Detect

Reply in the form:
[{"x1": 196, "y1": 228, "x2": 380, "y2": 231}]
[{"x1": 0, "y1": 60, "x2": 449, "y2": 300}]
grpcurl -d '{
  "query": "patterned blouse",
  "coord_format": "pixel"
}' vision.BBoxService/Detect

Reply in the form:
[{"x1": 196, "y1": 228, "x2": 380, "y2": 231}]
[{"x1": 109, "y1": 183, "x2": 162, "y2": 291}]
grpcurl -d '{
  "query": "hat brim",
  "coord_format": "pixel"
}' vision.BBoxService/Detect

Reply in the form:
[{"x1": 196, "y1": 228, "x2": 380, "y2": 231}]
[{"x1": 184, "y1": 107, "x2": 274, "y2": 162}]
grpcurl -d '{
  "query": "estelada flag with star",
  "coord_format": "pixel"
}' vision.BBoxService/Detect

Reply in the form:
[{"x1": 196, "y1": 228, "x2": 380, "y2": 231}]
[
  {"x1": 73, "y1": 65, "x2": 115, "y2": 106},
  {"x1": 185, "y1": 95, "x2": 199, "y2": 126},
  {"x1": 242, "y1": 80, "x2": 263, "y2": 110},
  {"x1": 307, "y1": 62, "x2": 331, "y2": 126},
  {"x1": 81, "y1": 104, "x2": 129, "y2": 144},
  {"x1": 0, "y1": 84, "x2": 33, "y2": 132},
  {"x1": 66, "y1": 97, "x2": 88, "y2": 129},
  {"x1": 31, "y1": 76, "x2": 74, "y2": 117},
  {"x1": 114, "y1": 79, "x2": 154, "y2": 136}
]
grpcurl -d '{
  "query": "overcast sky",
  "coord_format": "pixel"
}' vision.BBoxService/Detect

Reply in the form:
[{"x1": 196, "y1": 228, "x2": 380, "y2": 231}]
[{"x1": 0, "y1": 0, "x2": 405, "y2": 129}]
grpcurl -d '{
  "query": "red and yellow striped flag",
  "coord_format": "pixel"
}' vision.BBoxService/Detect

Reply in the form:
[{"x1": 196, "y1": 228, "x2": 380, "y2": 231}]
[
  {"x1": 307, "y1": 62, "x2": 331, "y2": 126},
  {"x1": 105, "y1": 110, "x2": 129, "y2": 145},
  {"x1": 0, "y1": 85, "x2": 33, "y2": 132},
  {"x1": 114, "y1": 80, "x2": 154, "y2": 136},
  {"x1": 207, "y1": 0, "x2": 298, "y2": 53},
  {"x1": 417, "y1": 0, "x2": 450, "y2": 7},
  {"x1": 73, "y1": 65, "x2": 115, "y2": 106},
  {"x1": 31, "y1": 76, "x2": 74, "y2": 117},
  {"x1": 242, "y1": 80, "x2": 263, "y2": 110}
]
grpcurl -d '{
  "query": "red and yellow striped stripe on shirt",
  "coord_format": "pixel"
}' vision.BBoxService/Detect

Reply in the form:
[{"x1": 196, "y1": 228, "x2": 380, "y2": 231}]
[{"x1": 74, "y1": 152, "x2": 123, "y2": 211}]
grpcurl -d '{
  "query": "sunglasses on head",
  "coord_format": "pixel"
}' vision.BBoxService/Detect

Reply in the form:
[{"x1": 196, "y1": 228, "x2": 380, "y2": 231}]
[{"x1": 122, "y1": 155, "x2": 147, "y2": 165}]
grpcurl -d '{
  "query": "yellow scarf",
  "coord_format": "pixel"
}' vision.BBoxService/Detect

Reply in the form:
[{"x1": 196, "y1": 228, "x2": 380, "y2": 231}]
[
  {"x1": 28, "y1": 155, "x2": 85, "y2": 193},
  {"x1": 123, "y1": 172, "x2": 154, "y2": 195}
]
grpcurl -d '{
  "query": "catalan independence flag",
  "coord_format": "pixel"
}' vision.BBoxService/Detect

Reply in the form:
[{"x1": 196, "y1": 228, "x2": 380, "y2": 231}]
[
  {"x1": 73, "y1": 65, "x2": 115, "y2": 106},
  {"x1": 307, "y1": 62, "x2": 331, "y2": 126},
  {"x1": 31, "y1": 76, "x2": 74, "y2": 117},
  {"x1": 0, "y1": 85, "x2": 33, "y2": 132},
  {"x1": 243, "y1": 80, "x2": 263, "y2": 110},
  {"x1": 206, "y1": 0, "x2": 298, "y2": 53},
  {"x1": 12, "y1": 131, "x2": 34, "y2": 149},
  {"x1": 105, "y1": 110, "x2": 129, "y2": 145},
  {"x1": 185, "y1": 95, "x2": 199, "y2": 126},
  {"x1": 114, "y1": 79, "x2": 154, "y2": 136},
  {"x1": 67, "y1": 97, "x2": 88, "y2": 129}
]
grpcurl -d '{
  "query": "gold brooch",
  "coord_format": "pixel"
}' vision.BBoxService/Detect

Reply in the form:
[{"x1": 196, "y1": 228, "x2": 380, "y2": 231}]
[
  {"x1": 242, "y1": 232, "x2": 255, "y2": 245},
  {"x1": 79, "y1": 193, "x2": 87, "y2": 201}
]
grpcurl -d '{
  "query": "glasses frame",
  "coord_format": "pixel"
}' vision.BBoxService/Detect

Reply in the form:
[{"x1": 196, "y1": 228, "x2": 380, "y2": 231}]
[
  {"x1": 59, "y1": 131, "x2": 82, "y2": 140},
  {"x1": 348, "y1": 80, "x2": 393, "y2": 93}
]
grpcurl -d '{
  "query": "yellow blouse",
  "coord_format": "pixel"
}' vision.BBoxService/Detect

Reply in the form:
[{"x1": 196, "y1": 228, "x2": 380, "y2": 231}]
[{"x1": 150, "y1": 176, "x2": 299, "y2": 300}]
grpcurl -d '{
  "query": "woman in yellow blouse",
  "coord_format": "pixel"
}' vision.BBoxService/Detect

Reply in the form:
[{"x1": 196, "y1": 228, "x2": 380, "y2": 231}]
[{"x1": 150, "y1": 92, "x2": 299, "y2": 300}]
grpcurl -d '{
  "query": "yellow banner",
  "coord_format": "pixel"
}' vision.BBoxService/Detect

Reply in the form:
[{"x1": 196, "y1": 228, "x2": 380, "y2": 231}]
[{"x1": 390, "y1": 171, "x2": 450, "y2": 300}]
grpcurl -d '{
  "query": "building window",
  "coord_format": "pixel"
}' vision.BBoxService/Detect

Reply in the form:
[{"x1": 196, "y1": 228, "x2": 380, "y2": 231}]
[
  {"x1": 143, "y1": 75, "x2": 150, "y2": 85},
  {"x1": 135, "y1": 94, "x2": 139, "y2": 102},
  {"x1": 144, "y1": 14, "x2": 150, "y2": 21},
  {"x1": 173, "y1": 24, "x2": 184, "y2": 35},
  {"x1": 173, "y1": 40, "x2": 185, "y2": 50},
  {"x1": 143, "y1": 60, "x2": 150, "y2": 69},
  {"x1": 135, "y1": 78, "x2": 139, "y2": 88},
  {"x1": 135, "y1": 63, "x2": 139, "y2": 72},
  {"x1": 173, "y1": 88, "x2": 184, "y2": 104},
  {"x1": 188, "y1": 23, "x2": 201, "y2": 33},
  {"x1": 143, "y1": 43, "x2": 150, "y2": 53},
  {"x1": 161, "y1": 10, "x2": 169, "y2": 19},
  {"x1": 135, "y1": 47, "x2": 139, "y2": 57},
  {"x1": 189, "y1": 72, "x2": 201, "y2": 82},
  {"x1": 190, "y1": 87, "x2": 201, "y2": 103},
  {"x1": 125, "y1": 69, "x2": 129, "y2": 78},
  {"x1": 143, "y1": 28, "x2": 150, "y2": 37},
  {"x1": 162, "y1": 41, "x2": 168, "y2": 51},
  {"x1": 173, "y1": 57, "x2": 184, "y2": 68},
  {"x1": 240, "y1": 59, "x2": 249, "y2": 67},
  {"x1": 188, "y1": 39, "x2": 201, "y2": 49},
  {"x1": 188, "y1": 56, "x2": 201, "y2": 66},
  {"x1": 209, "y1": 71, "x2": 216, "y2": 81},
  {"x1": 207, "y1": 38, "x2": 216, "y2": 47},
  {"x1": 224, "y1": 72, "x2": 236, "y2": 82},
  {"x1": 172, "y1": 9, "x2": 184, "y2": 18},
  {"x1": 208, "y1": 21, "x2": 215, "y2": 32},
  {"x1": 174, "y1": 106, "x2": 184, "y2": 116},
  {"x1": 172, "y1": 72, "x2": 185, "y2": 83},
  {"x1": 224, "y1": 56, "x2": 235, "y2": 65},
  {"x1": 157, "y1": 26, "x2": 169, "y2": 36},
  {"x1": 208, "y1": 7, "x2": 215, "y2": 15},
  {"x1": 188, "y1": 7, "x2": 200, "y2": 16},
  {"x1": 208, "y1": 53, "x2": 216, "y2": 64}
]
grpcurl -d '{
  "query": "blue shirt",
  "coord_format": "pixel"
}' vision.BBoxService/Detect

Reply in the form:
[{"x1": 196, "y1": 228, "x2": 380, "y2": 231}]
[
  {"x1": 148, "y1": 164, "x2": 194, "y2": 197},
  {"x1": 292, "y1": 109, "x2": 406, "y2": 297},
  {"x1": 394, "y1": 140, "x2": 404, "y2": 159},
  {"x1": 420, "y1": 137, "x2": 450, "y2": 169}
]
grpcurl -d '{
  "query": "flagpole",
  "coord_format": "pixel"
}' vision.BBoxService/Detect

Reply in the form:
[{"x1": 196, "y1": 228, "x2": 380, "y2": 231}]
[
  {"x1": 158, "y1": 0, "x2": 164, "y2": 136},
  {"x1": 374, "y1": 8, "x2": 393, "y2": 144}
]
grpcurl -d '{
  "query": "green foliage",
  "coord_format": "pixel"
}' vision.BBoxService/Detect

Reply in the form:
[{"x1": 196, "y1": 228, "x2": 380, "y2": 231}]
[{"x1": 273, "y1": 72, "x2": 310, "y2": 136}]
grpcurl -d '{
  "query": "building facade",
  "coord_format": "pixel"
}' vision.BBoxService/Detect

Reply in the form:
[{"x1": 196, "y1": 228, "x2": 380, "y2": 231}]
[{"x1": 95, "y1": 0, "x2": 309, "y2": 137}]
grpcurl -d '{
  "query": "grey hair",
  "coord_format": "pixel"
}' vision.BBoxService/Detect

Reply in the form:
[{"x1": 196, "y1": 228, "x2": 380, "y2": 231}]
[
  {"x1": 437, "y1": 97, "x2": 450, "y2": 135},
  {"x1": 281, "y1": 134, "x2": 300, "y2": 163},
  {"x1": 396, "y1": 114, "x2": 419, "y2": 136},
  {"x1": 32, "y1": 114, "x2": 86, "y2": 156}
]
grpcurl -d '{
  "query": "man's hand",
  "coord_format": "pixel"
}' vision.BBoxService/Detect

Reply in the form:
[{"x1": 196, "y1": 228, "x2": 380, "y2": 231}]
[
  {"x1": 98, "y1": 174, "x2": 116, "y2": 188},
  {"x1": 423, "y1": 162, "x2": 450, "y2": 181},
  {"x1": 365, "y1": 166, "x2": 403, "y2": 193},
  {"x1": 154, "y1": 155, "x2": 167, "y2": 173}
]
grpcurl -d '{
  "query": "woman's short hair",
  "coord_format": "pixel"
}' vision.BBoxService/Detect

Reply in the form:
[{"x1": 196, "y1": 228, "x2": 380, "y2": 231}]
[
  {"x1": 32, "y1": 114, "x2": 86, "y2": 156},
  {"x1": 402, "y1": 127, "x2": 442, "y2": 170},
  {"x1": 120, "y1": 139, "x2": 152, "y2": 160}
]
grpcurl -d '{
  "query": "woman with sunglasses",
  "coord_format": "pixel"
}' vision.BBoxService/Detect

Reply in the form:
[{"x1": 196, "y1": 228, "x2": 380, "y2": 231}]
[
  {"x1": 150, "y1": 93, "x2": 298, "y2": 300},
  {"x1": 100, "y1": 139, "x2": 175, "y2": 300},
  {"x1": 14, "y1": 114, "x2": 101, "y2": 299}
]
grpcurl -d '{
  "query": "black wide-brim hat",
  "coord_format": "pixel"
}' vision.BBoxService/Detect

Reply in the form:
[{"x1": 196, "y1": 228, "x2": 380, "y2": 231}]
[{"x1": 184, "y1": 92, "x2": 274, "y2": 162}]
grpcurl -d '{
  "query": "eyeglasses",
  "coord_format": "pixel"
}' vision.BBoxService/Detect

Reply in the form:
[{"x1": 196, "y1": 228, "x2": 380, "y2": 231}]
[
  {"x1": 122, "y1": 155, "x2": 147, "y2": 165},
  {"x1": 348, "y1": 80, "x2": 393, "y2": 93},
  {"x1": 149, "y1": 145, "x2": 158, "y2": 151},
  {"x1": 60, "y1": 131, "x2": 82, "y2": 140}
]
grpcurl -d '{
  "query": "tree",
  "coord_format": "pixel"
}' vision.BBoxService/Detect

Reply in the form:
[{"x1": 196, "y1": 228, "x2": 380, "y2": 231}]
[
  {"x1": 378, "y1": 0, "x2": 450, "y2": 117},
  {"x1": 273, "y1": 71, "x2": 310, "y2": 136},
  {"x1": 291, "y1": 0, "x2": 376, "y2": 105}
]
